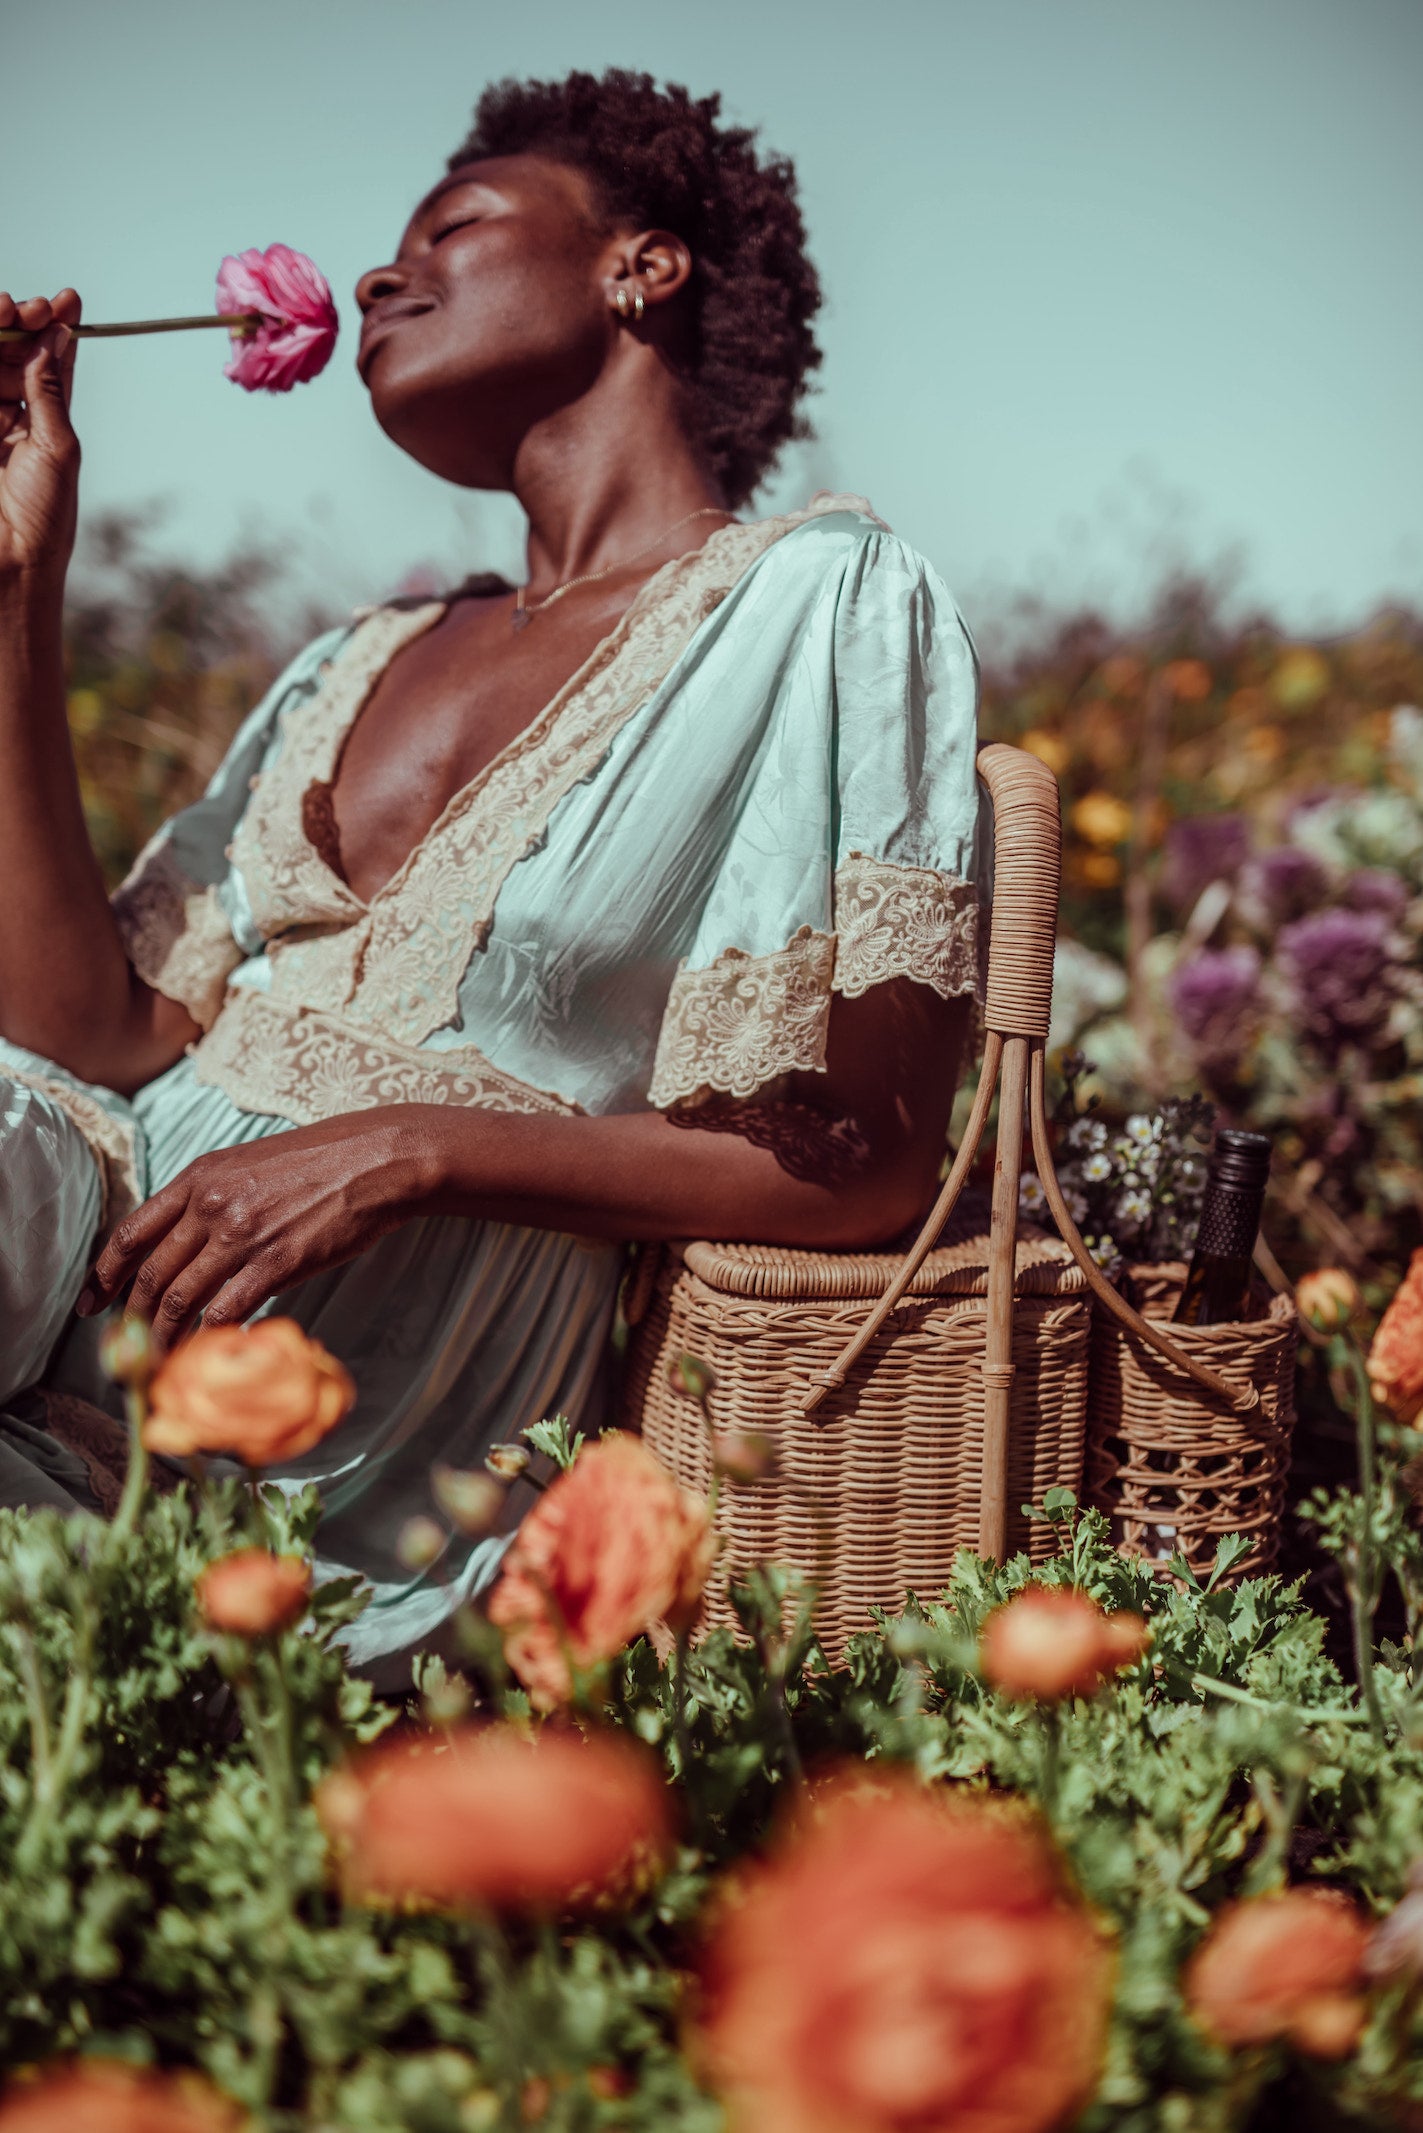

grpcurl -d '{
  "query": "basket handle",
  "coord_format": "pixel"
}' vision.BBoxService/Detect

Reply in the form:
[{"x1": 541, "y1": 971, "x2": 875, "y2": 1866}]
[{"x1": 802, "y1": 743, "x2": 1257, "y2": 1426}]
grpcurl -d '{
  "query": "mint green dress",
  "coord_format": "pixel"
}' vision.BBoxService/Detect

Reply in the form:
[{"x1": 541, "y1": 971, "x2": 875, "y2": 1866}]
[{"x1": 0, "y1": 496, "x2": 985, "y2": 1677}]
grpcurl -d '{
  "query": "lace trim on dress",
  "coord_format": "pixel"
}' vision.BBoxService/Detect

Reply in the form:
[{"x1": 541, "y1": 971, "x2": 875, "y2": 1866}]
[
  {"x1": 220, "y1": 495, "x2": 881, "y2": 1049},
  {"x1": 191, "y1": 986, "x2": 580, "y2": 1128},
  {"x1": 346, "y1": 499, "x2": 882, "y2": 1047},
  {"x1": 229, "y1": 603, "x2": 439, "y2": 948},
  {"x1": 111, "y1": 839, "x2": 244, "y2": 1031},
  {"x1": 3, "y1": 1066, "x2": 140, "y2": 1232},
  {"x1": 646, "y1": 855, "x2": 981, "y2": 1109},
  {"x1": 646, "y1": 927, "x2": 836, "y2": 1109},
  {"x1": 832, "y1": 852, "x2": 981, "y2": 1001}
]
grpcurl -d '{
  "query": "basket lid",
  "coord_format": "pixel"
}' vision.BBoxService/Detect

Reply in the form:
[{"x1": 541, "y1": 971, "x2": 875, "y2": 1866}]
[{"x1": 678, "y1": 1229, "x2": 1086, "y2": 1302}]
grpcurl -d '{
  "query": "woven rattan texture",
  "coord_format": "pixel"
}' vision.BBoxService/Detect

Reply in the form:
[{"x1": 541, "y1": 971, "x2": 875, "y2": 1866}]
[
  {"x1": 622, "y1": 1235, "x2": 1091, "y2": 1657},
  {"x1": 1084, "y1": 1265, "x2": 1298, "y2": 1581},
  {"x1": 977, "y1": 745, "x2": 1060, "y2": 1040}
]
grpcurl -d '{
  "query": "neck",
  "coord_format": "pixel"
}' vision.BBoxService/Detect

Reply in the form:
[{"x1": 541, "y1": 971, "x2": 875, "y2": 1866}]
[{"x1": 509, "y1": 347, "x2": 730, "y2": 595}]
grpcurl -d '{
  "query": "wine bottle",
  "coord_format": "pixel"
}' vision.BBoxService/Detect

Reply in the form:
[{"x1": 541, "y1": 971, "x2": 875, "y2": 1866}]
[{"x1": 1172, "y1": 1129, "x2": 1271, "y2": 1326}]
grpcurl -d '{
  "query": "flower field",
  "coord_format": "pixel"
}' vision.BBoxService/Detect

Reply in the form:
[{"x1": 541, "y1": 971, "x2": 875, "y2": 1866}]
[{"x1": 0, "y1": 1304, "x2": 1422, "y2": 2131}]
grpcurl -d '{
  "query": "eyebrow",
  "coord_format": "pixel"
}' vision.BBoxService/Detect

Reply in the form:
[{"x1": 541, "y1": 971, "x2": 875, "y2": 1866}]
[{"x1": 414, "y1": 173, "x2": 501, "y2": 221}]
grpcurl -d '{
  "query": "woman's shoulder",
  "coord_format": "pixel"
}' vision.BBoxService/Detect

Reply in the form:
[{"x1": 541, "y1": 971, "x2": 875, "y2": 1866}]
[
  {"x1": 745, "y1": 492, "x2": 965, "y2": 609},
  {"x1": 734, "y1": 493, "x2": 977, "y2": 667}
]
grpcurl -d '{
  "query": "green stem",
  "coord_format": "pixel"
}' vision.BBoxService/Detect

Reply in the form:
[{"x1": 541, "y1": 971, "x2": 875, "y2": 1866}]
[
  {"x1": 0, "y1": 312, "x2": 263, "y2": 342},
  {"x1": 1040, "y1": 1702, "x2": 1063, "y2": 1822},
  {"x1": 1338, "y1": 1338, "x2": 1387, "y2": 1739},
  {"x1": 13, "y1": 1627, "x2": 53, "y2": 1796},
  {"x1": 107, "y1": 1385, "x2": 150, "y2": 1548},
  {"x1": 1191, "y1": 1674, "x2": 1370, "y2": 1725}
]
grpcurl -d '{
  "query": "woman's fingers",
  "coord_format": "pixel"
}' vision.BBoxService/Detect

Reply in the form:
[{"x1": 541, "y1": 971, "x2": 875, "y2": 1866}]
[
  {"x1": 200, "y1": 1258, "x2": 288, "y2": 1331},
  {"x1": 135, "y1": 1239, "x2": 239, "y2": 1352},
  {"x1": 81, "y1": 1184, "x2": 188, "y2": 1311}
]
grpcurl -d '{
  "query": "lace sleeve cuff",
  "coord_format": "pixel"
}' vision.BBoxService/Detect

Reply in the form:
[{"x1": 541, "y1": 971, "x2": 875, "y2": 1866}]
[
  {"x1": 111, "y1": 841, "x2": 243, "y2": 1032},
  {"x1": 647, "y1": 855, "x2": 981, "y2": 1108}
]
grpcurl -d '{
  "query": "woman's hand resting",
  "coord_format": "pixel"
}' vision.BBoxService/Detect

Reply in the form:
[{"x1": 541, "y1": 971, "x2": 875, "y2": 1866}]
[
  {"x1": 0, "y1": 289, "x2": 83, "y2": 592},
  {"x1": 77, "y1": 1109, "x2": 442, "y2": 1350}
]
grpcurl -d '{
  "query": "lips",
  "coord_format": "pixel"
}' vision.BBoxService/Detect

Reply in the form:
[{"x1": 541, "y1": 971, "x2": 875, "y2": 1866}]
[{"x1": 357, "y1": 298, "x2": 434, "y2": 373}]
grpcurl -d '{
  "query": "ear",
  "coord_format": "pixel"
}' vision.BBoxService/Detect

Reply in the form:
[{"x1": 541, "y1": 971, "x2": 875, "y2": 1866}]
[{"x1": 604, "y1": 229, "x2": 692, "y2": 322}]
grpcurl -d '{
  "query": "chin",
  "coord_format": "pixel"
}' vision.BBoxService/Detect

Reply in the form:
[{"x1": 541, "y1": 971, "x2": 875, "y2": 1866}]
[{"x1": 367, "y1": 379, "x2": 507, "y2": 492}]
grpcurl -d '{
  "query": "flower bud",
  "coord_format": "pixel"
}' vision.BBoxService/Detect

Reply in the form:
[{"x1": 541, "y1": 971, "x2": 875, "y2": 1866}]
[
  {"x1": 396, "y1": 1515, "x2": 445, "y2": 1571},
  {"x1": 432, "y1": 1463, "x2": 505, "y2": 1533},
  {"x1": 99, "y1": 1312, "x2": 157, "y2": 1389},
  {"x1": 1295, "y1": 1268, "x2": 1360, "y2": 1335},
  {"x1": 980, "y1": 1586, "x2": 1150, "y2": 1701},
  {"x1": 422, "y1": 1672, "x2": 473, "y2": 1727},
  {"x1": 670, "y1": 1352, "x2": 716, "y2": 1403},
  {"x1": 196, "y1": 1549, "x2": 311, "y2": 1638},
  {"x1": 485, "y1": 1442, "x2": 531, "y2": 1482},
  {"x1": 712, "y1": 1430, "x2": 777, "y2": 1484}
]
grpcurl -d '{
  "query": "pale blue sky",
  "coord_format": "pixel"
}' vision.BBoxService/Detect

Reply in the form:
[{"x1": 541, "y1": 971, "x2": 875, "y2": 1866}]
[{"x1": 11, "y1": 0, "x2": 1423, "y2": 642}]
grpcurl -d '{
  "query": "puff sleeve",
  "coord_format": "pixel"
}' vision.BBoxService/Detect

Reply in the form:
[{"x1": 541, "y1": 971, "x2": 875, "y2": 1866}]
[
  {"x1": 109, "y1": 623, "x2": 350, "y2": 1028},
  {"x1": 646, "y1": 516, "x2": 986, "y2": 1108}
]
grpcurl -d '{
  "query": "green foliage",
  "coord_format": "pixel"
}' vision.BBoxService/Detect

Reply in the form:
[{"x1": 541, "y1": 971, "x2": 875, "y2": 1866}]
[{"x1": 2, "y1": 1434, "x2": 1422, "y2": 2126}]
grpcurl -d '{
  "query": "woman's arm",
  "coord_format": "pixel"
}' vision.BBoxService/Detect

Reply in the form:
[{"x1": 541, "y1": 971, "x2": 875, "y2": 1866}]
[
  {"x1": 83, "y1": 981, "x2": 973, "y2": 1346},
  {"x1": 0, "y1": 290, "x2": 201, "y2": 1090}
]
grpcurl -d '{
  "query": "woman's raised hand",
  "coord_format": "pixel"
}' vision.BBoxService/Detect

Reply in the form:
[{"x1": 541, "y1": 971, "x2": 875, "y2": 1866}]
[{"x1": 0, "y1": 289, "x2": 82, "y2": 594}]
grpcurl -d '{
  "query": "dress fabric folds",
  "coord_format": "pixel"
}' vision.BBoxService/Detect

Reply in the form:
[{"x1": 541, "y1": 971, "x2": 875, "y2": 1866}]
[{"x1": 0, "y1": 495, "x2": 986, "y2": 1678}]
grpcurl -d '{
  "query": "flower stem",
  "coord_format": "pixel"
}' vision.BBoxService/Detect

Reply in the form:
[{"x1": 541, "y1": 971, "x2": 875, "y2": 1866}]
[
  {"x1": 107, "y1": 1384, "x2": 150, "y2": 1548},
  {"x1": 1336, "y1": 1335, "x2": 1387, "y2": 1739},
  {"x1": 0, "y1": 313, "x2": 263, "y2": 342}
]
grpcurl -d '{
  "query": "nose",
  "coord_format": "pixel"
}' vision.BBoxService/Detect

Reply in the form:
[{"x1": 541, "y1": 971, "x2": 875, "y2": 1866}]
[{"x1": 355, "y1": 261, "x2": 410, "y2": 316}]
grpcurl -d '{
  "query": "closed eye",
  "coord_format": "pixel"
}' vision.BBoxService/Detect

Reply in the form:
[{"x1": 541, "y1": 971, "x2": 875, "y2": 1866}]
[{"x1": 432, "y1": 216, "x2": 480, "y2": 243}]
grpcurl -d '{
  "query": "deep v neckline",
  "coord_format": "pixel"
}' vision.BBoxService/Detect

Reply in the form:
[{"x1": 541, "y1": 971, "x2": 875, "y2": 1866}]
[{"x1": 308, "y1": 535, "x2": 733, "y2": 913}]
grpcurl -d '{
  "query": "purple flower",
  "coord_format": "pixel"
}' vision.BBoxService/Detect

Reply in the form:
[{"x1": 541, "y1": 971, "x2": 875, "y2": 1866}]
[
  {"x1": 1343, "y1": 868, "x2": 1409, "y2": 922},
  {"x1": 1276, "y1": 908, "x2": 1396, "y2": 1052},
  {"x1": 1169, "y1": 945, "x2": 1261, "y2": 1062},
  {"x1": 1163, "y1": 816, "x2": 1251, "y2": 915},
  {"x1": 1238, "y1": 846, "x2": 1329, "y2": 931}
]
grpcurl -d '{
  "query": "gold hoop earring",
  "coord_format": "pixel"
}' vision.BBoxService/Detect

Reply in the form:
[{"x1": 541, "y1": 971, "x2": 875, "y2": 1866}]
[
  {"x1": 632, "y1": 289, "x2": 646, "y2": 322},
  {"x1": 612, "y1": 288, "x2": 632, "y2": 319}
]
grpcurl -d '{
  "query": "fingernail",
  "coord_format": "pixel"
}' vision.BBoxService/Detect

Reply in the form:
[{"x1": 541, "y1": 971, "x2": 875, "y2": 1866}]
[
  {"x1": 50, "y1": 325, "x2": 72, "y2": 361},
  {"x1": 75, "y1": 1288, "x2": 93, "y2": 1317}
]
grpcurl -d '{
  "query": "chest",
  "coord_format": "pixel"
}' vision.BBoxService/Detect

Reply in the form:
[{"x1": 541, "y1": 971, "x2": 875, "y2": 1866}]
[{"x1": 326, "y1": 591, "x2": 628, "y2": 904}]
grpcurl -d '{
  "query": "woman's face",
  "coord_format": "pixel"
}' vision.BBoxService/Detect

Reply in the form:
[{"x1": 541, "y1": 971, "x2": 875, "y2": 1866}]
[{"x1": 355, "y1": 154, "x2": 619, "y2": 488}]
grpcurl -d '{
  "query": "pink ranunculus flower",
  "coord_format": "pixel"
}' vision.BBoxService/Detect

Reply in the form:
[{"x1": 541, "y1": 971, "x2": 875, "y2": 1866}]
[{"x1": 215, "y1": 243, "x2": 338, "y2": 392}]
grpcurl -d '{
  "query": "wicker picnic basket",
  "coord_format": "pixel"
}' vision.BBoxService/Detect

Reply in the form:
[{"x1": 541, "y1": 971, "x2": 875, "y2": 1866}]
[
  {"x1": 625, "y1": 745, "x2": 1277, "y2": 1650},
  {"x1": 1086, "y1": 1264, "x2": 1298, "y2": 1579},
  {"x1": 624, "y1": 1232, "x2": 1090, "y2": 1648}
]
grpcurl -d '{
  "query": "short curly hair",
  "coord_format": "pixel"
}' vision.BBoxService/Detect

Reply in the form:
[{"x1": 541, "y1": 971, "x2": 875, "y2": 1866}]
[{"x1": 447, "y1": 69, "x2": 823, "y2": 509}]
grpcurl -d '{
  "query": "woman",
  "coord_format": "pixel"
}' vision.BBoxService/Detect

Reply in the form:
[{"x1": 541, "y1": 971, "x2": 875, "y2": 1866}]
[{"x1": 0, "y1": 70, "x2": 984, "y2": 1677}]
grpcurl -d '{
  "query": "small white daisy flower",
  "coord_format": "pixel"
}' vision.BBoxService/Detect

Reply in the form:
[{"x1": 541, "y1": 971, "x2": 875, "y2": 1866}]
[
  {"x1": 1083, "y1": 1152, "x2": 1112, "y2": 1182},
  {"x1": 1018, "y1": 1173, "x2": 1048, "y2": 1213},
  {"x1": 1126, "y1": 1114, "x2": 1161, "y2": 1146},
  {"x1": 1116, "y1": 1191, "x2": 1152, "y2": 1227}
]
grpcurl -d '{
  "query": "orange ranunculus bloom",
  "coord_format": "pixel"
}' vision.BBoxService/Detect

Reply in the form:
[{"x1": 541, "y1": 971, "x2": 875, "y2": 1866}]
[
  {"x1": 320, "y1": 1722, "x2": 672, "y2": 1912},
  {"x1": 1295, "y1": 1268, "x2": 1361, "y2": 1336},
  {"x1": 1185, "y1": 1888, "x2": 1371, "y2": 2058},
  {"x1": 981, "y1": 1586, "x2": 1150, "y2": 1702},
  {"x1": 1367, "y1": 1249, "x2": 1423, "y2": 1426},
  {"x1": 696, "y1": 1773, "x2": 1112, "y2": 2133},
  {"x1": 196, "y1": 1549, "x2": 312, "y2": 1637},
  {"x1": 0, "y1": 2059, "x2": 246, "y2": 2131},
  {"x1": 144, "y1": 1319, "x2": 354, "y2": 1464},
  {"x1": 488, "y1": 1433, "x2": 716, "y2": 1708}
]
